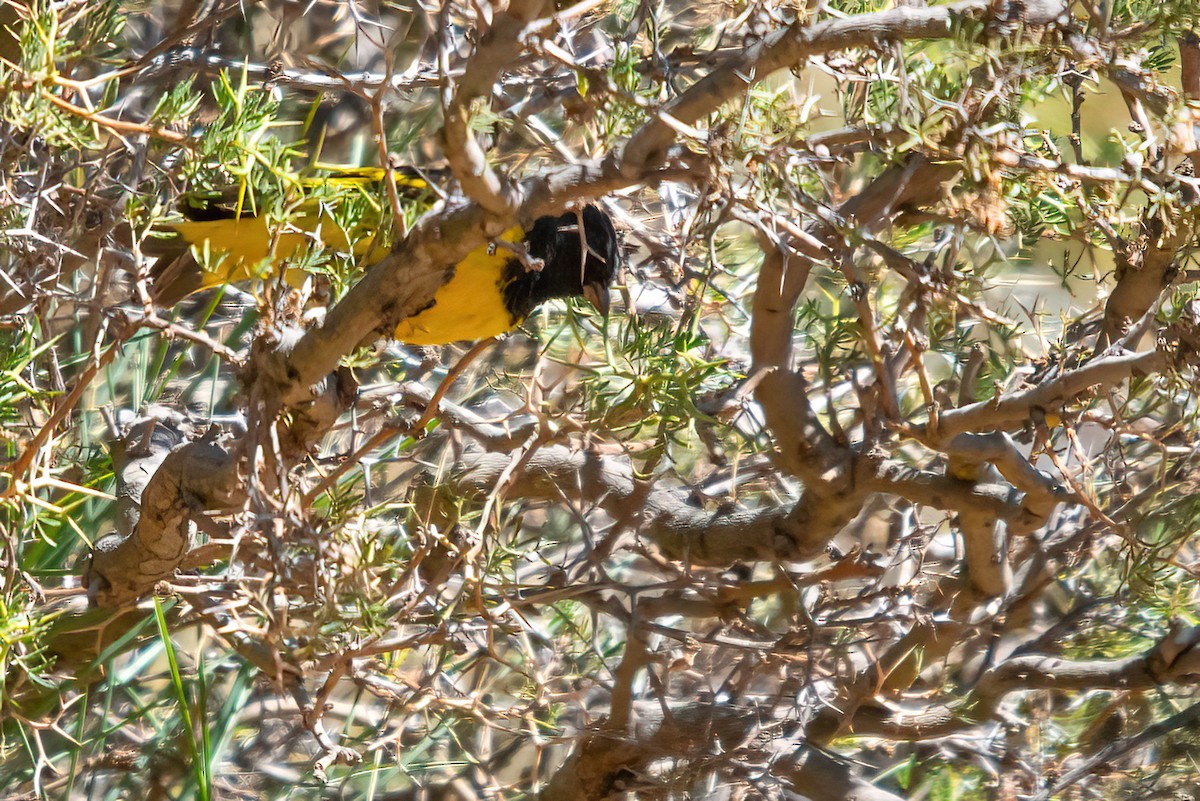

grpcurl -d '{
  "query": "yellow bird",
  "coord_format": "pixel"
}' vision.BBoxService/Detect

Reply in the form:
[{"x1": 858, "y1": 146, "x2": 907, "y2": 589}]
[{"x1": 145, "y1": 169, "x2": 619, "y2": 345}]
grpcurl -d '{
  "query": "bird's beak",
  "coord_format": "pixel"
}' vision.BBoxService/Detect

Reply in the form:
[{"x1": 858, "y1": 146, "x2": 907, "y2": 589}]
[{"x1": 582, "y1": 281, "x2": 611, "y2": 318}]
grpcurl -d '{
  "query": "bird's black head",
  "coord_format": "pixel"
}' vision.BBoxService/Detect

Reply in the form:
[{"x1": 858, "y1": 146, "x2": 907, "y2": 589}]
[{"x1": 502, "y1": 205, "x2": 620, "y2": 321}]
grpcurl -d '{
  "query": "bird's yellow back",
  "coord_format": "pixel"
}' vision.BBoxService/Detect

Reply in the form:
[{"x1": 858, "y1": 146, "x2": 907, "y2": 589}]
[{"x1": 167, "y1": 211, "x2": 388, "y2": 289}]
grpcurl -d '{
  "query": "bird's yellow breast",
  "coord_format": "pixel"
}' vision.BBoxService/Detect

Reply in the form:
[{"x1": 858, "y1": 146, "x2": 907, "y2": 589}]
[
  {"x1": 391, "y1": 228, "x2": 524, "y2": 345},
  {"x1": 168, "y1": 215, "x2": 526, "y2": 345}
]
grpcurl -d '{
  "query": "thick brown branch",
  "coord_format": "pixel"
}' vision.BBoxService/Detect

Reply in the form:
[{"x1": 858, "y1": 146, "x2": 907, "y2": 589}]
[
  {"x1": 542, "y1": 703, "x2": 905, "y2": 801},
  {"x1": 85, "y1": 418, "x2": 241, "y2": 606},
  {"x1": 1097, "y1": 215, "x2": 1192, "y2": 350},
  {"x1": 748, "y1": 157, "x2": 959, "y2": 515},
  {"x1": 924, "y1": 348, "x2": 1165, "y2": 444},
  {"x1": 447, "y1": 441, "x2": 1049, "y2": 567},
  {"x1": 1092, "y1": 35, "x2": 1200, "y2": 349},
  {"x1": 440, "y1": 0, "x2": 548, "y2": 214},
  {"x1": 448, "y1": 444, "x2": 811, "y2": 564}
]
